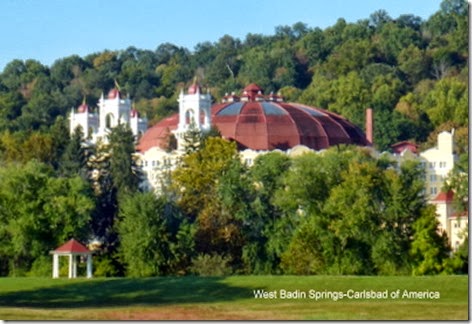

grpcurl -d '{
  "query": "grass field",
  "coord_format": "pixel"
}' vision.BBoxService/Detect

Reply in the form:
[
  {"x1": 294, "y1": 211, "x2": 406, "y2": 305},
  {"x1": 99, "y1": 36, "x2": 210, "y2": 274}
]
[{"x1": 0, "y1": 275, "x2": 468, "y2": 320}]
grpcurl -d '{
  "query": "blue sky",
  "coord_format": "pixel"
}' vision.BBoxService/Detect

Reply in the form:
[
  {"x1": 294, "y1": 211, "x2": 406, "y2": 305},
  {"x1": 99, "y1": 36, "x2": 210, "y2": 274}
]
[{"x1": 0, "y1": 0, "x2": 443, "y2": 72}]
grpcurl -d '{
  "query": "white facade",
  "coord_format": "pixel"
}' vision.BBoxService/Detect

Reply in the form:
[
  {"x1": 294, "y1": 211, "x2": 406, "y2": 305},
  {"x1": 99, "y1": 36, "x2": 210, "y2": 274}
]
[
  {"x1": 431, "y1": 192, "x2": 468, "y2": 251},
  {"x1": 139, "y1": 146, "x2": 181, "y2": 192},
  {"x1": 173, "y1": 85, "x2": 212, "y2": 151},
  {"x1": 69, "y1": 89, "x2": 147, "y2": 144},
  {"x1": 419, "y1": 131, "x2": 457, "y2": 199},
  {"x1": 449, "y1": 214, "x2": 468, "y2": 251}
]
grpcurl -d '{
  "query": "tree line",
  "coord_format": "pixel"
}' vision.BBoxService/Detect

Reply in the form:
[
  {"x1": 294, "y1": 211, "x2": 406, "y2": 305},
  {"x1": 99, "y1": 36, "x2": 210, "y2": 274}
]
[
  {"x1": 0, "y1": 0, "x2": 468, "y2": 276},
  {"x1": 0, "y1": 129, "x2": 467, "y2": 277},
  {"x1": 0, "y1": 0, "x2": 468, "y2": 153}
]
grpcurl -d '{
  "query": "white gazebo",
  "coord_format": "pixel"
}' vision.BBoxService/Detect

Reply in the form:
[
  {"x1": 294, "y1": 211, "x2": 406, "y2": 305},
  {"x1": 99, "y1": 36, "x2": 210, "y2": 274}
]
[{"x1": 50, "y1": 238, "x2": 93, "y2": 279}]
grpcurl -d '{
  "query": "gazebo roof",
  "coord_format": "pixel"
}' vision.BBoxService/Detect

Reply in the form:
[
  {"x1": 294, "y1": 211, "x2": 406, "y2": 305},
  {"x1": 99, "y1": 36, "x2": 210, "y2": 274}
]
[{"x1": 53, "y1": 239, "x2": 91, "y2": 254}]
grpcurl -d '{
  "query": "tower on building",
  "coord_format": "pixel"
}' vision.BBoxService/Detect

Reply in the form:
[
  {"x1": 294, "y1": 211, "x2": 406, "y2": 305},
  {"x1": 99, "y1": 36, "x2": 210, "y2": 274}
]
[
  {"x1": 69, "y1": 87, "x2": 147, "y2": 144},
  {"x1": 173, "y1": 78, "x2": 212, "y2": 150}
]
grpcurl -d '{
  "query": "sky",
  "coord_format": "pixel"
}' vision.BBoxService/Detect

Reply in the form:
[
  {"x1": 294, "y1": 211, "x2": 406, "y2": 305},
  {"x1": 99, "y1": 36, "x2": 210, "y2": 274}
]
[{"x1": 0, "y1": 0, "x2": 444, "y2": 72}]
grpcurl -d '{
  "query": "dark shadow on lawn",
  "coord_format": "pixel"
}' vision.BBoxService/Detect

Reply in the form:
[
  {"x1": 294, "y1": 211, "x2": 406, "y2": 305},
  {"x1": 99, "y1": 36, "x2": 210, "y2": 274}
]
[{"x1": 0, "y1": 277, "x2": 257, "y2": 309}]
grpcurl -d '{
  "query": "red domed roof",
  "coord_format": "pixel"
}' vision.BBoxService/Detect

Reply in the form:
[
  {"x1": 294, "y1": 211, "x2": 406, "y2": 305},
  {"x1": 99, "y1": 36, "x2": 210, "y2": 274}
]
[
  {"x1": 138, "y1": 99, "x2": 368, "y2": 152},
  {"x1": 138, "y1": 114, "x2": 179, "y2": 152},
  {"x1": 244, "y1": 83, "x2": 263, "y2": 92},
  {"x1": 188, "y1": 83, "x2": 201, "y2": 94},
  {"x1": 108, "y1": 88, "x2": 120, "y2": 99},
  {"x1": 77, "y1": 103, "x2": 88, "y2": 113}
]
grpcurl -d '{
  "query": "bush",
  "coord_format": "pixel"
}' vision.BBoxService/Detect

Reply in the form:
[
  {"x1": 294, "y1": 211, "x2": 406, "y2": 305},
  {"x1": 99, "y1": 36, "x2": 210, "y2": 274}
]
[
  {"x1": 28, "y1": 256, "x2": 52, "y2": 277},
  {"x1": 94, "y1": 255, "x2": 119, "y2": 277},
  {"x1": 189, "y1": 254, "x2": 232, "y2": 276}
]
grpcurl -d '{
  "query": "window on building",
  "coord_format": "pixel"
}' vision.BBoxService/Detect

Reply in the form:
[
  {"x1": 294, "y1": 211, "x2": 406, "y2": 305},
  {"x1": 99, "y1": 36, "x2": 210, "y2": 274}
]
[
  {"x1": 430, "y1": 187, "x2": 437, "y2": 195},
  {"x1": 152, "y1": 161, "x2": 155, "y2": 167},
  {"x1": 144, "y1": 161, "x2": 148, "y2": 167},
  {"x1": 430, "y1": 174, "x2": 437, "y2": 182},
  {"x1": 105, "y1": 114, "x2": 113, "y2": 128}
]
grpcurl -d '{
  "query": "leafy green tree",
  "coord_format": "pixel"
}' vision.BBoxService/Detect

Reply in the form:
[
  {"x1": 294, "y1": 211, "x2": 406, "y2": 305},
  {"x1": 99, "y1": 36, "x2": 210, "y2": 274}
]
[
  {"x1": 118, "y1": 192, "x2": 190, "y2": 276},
  {"x1": 443, "y1": 151, "x2": 468, "y2": 212},
  {"x1": 443, "y1": 234, "x2": 468, "y2": 274},
  {"x1": 419, "y1": 77, "x2": 468, "y2": 127},
  {"x1": 372, "y1": 160, "x2": 427, "y2": 274},
  {"x1": 0, "y1": 161, "x2": 94, "y2": 276},
  {"x1": 410, "y1": 205, "x2": 450, "y2": 275},
  {"x1": 280, "y1": 215, "x2": 326, "y2": 274},
  {"x1": 171, "y1": 137, "x2": 238, "y2": 218},
  {"x1": 21, "y1": 131, "x2": 55, "y2": 165},
  {"x1": 323, "y1": 160, "x2": 385, "y2": 274},
  {"x1": 322, "y1": 39, "x2": 374, "y2": 77},
  {"x1": 196, "y1": 158, "x2": 251, "y2": 268},
  {"x1": 398, "y1": 45, "x2": 431, "y2": 85},
  {"x1": 0, "y1": 91, "x2": 24, "y2": 131}
]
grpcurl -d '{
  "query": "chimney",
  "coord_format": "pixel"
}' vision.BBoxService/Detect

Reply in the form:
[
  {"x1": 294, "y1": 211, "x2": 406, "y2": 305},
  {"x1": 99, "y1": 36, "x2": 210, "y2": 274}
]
[{"x1": 366, "y1": 108, "x2": 373, "y2": 146}]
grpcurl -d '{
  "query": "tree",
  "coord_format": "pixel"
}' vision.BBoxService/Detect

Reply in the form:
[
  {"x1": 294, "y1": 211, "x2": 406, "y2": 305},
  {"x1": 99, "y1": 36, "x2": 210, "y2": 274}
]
[
  {"x1": 182, "y1": 120, "x2": 203, "y2": 154},
  {"x1": 108, "y1": 123, "x2": 141, "y2": 196},
  {"x1": 443, "y1": 233, "x2": 468, "y2": 274},
  {"x1": 398, "y1": 45, "x2": 431, "y2": 85},
  {"x1": 49, "y1": 115, "x2": 72, "y2": 170},
  {"x1": 118, "y1": 192, "x2": 190, "y2": 276},
  {"x1": 87, "y1": 139, "x2": 116, "y2": 251},
  {"x1": 372, "y1": 160, "x2": 428, "y2": 274},
  {"x1": 60, "y1": 125, "x2": 88, "y2": 178},
  {"x1": 323, "y1": 160, "x2": 385, "y2": 274},
  {"x1": 0, "y1": 161, "x2": 94, "y2": 276},
  {"x1": 195, "y1": 158, "x2": 251, "y2": 269},
  {"x1": 419, "y1": 77, "x2": 468, "y2": 127},
  {"x1": 0, "y1": 91, "x2": 24, "y2": 131},
  {"x1": 171, "y1": 137, "x2": 238, "y2": 218},
  {"x1": 410, "y1": 205, "x2": 450, "y2": 275},
  {"x1": 443, "y1": 151, "x2": 468, "y2": 212}
]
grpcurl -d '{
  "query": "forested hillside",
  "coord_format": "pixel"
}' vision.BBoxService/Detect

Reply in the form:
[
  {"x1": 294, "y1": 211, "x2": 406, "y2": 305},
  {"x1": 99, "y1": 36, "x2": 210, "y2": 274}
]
[
  {"x1": 0, "y1": 0, "x2": 468, "y2": 277},
  {"x1": 0, "y1": 0, "x2": 468, "y2": 153}
]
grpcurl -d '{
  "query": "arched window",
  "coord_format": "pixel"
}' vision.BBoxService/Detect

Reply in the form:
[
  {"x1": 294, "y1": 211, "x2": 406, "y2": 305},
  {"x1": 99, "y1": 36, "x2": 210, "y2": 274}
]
[
  {"x1": 105, "y1": 113, "x2": 114, "y2": 129},
  {"x1": 185, "y1": 109, "x2": 195, "y2": 125}
]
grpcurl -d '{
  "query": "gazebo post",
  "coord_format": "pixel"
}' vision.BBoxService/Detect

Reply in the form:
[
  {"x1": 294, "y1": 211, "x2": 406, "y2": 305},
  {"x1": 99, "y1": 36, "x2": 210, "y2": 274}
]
[
  {"x1": 72, "y1": 254, "x2": 78, "y2": 278},
  {"x1": 86, "y1": 254, "x2": 93, "y2": 278},
  {"x1": 68, "y1": 254, "x2": 74, "y2": 278},
  {"x1": 52, "y1": 254, "x2": 59, "y2": 278}
]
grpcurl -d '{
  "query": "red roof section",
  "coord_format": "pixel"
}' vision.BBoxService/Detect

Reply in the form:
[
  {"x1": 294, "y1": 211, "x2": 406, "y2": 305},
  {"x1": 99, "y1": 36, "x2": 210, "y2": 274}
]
[
  {"x1": 391, "y1": 141, "x2": 418, "y2": 154},
  {"x1": 77, "y1": 103, "x2": 88, "y2": 113},
  {"x1": 137, "y1": 114, "x2": 179, "y2": 152},
  {"x1": 54, "y1": 239, "x2": 90, "y2": 254},
  {"x1": 432, "y1": 190, "x2": 455, "y2": 203},
  {"x1": 450, "y1": 210, "x2": 468, "y2": 218},
  {"x1": 138, "y1": 100, "x2": 368, "y2": 152},
  {"x1": 108, "y1": 88, "x2": 120, "y2": 99}
]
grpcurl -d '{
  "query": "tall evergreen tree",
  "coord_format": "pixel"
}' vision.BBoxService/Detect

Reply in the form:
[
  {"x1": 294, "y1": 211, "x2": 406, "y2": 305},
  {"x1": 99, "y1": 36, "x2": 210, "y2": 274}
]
[
  {"x1": 108, "y1": 123, "x2": 141, "y2": 196},
  {"x1": 60, "y1": 125, "x2": 88, "y2": 178},
  {"x1": 182, "y1": 120, "x2": 202, "y2": 155}
]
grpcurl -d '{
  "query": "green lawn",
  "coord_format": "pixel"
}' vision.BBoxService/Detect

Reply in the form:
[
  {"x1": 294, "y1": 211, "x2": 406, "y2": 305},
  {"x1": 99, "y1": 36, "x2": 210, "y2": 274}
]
[{"x1": 0, "y1": 275, "x2": 468, "y2": 320}]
